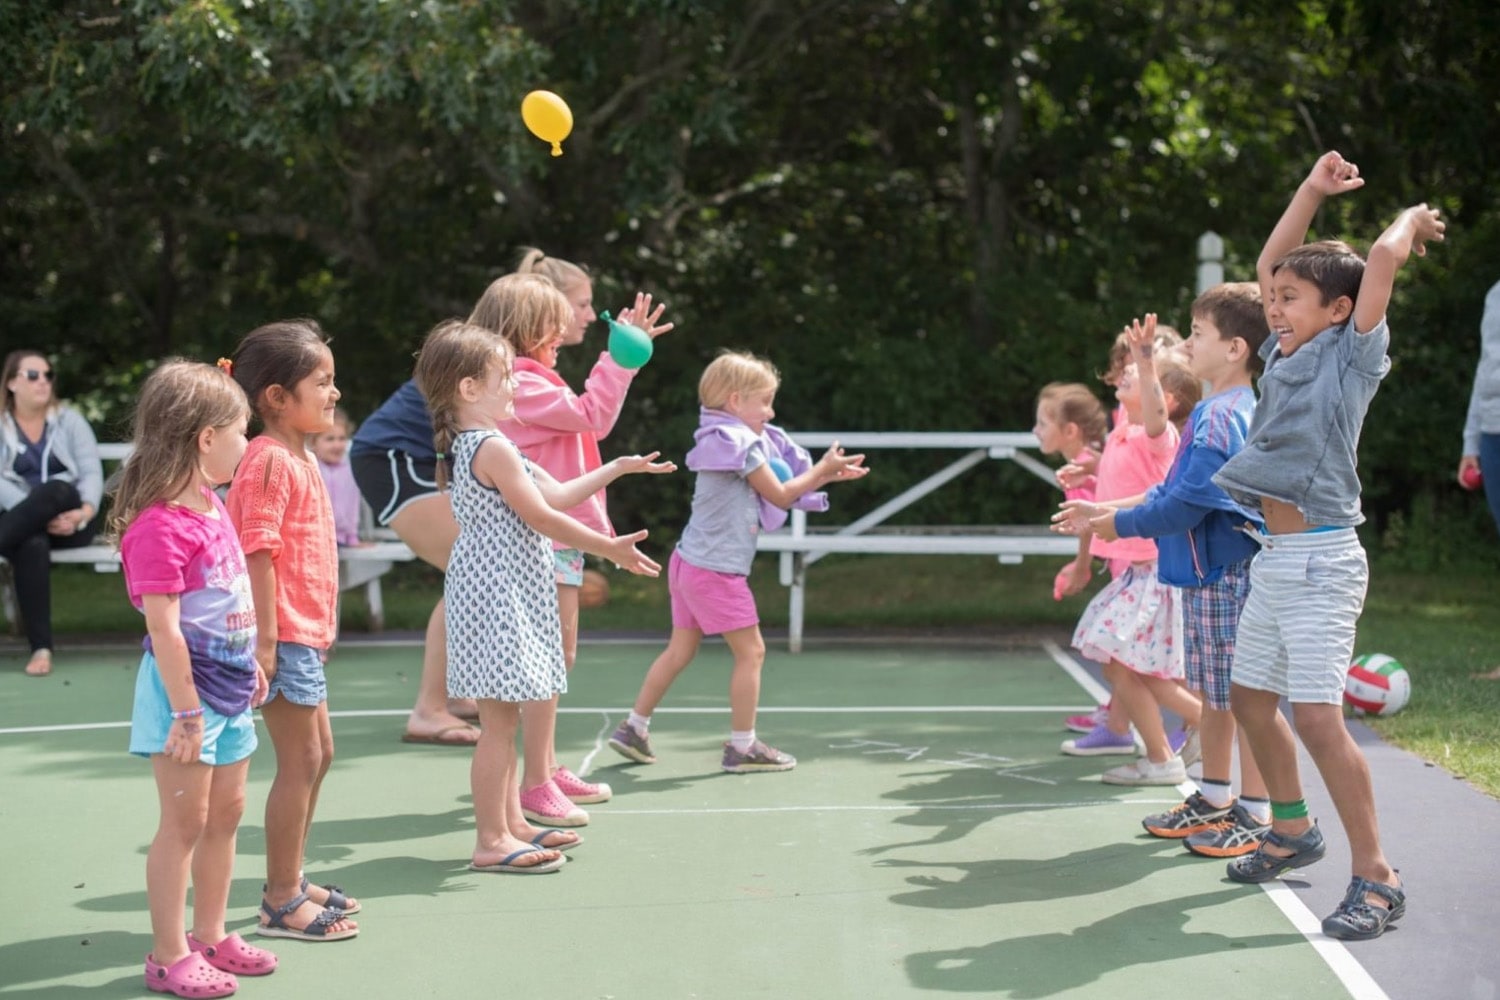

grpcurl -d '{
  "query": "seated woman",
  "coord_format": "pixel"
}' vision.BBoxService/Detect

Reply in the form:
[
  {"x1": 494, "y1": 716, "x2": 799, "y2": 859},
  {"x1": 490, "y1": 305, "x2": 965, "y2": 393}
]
[{"x1": 0, "y1": 350, "x2": 104, "y2": 676}]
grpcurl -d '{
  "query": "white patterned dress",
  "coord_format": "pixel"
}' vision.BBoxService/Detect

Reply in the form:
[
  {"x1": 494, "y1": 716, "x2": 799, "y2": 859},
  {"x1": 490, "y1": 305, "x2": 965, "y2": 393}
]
[{"x1": 444, "y1": 430, "x2": 567, "y2": 702}]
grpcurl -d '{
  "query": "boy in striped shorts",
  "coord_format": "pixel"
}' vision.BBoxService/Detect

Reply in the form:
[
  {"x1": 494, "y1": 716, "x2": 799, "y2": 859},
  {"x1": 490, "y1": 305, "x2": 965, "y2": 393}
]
[
  {"x1": 1211, "y1": 151, "x2": 1444, "y2": 940},
  {"x1": 1055, "y1": 282, "x2": 1272, "y2": 857}
]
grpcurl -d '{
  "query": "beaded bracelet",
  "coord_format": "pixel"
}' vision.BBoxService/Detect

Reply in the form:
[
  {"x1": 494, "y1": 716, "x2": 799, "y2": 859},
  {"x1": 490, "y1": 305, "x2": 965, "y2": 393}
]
[{"x1": 170, "y1": 707, "x2": 205, "y2": 720}]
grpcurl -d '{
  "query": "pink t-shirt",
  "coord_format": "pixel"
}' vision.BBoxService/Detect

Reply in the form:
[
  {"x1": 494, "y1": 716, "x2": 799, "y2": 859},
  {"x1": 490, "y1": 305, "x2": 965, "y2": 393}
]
[
  {"x1": 226, "y1": 436, "x2": 339, "y2": 649},
  {"x1": 1090, "y1": 421, "x2": 1178, "y2": 562},
  {"x1": 120, "y1": 489, "x2": 259, "y2": 715}
]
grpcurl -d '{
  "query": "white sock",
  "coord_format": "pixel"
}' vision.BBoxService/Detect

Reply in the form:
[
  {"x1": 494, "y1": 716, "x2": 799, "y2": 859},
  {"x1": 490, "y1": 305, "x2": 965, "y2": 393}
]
[
  {"x1": 1240, "y1": 795, "x2": 1272, "y2": 824},
  {"x1": 628, "y1": 712, "x2": 651, "y2": 733},
  {"x1": 730, "y1": 729, "x2": 756, "y2": 753},
  {"x1": 1199, "y1": 780, "x2": 1234, "y2": 809}
]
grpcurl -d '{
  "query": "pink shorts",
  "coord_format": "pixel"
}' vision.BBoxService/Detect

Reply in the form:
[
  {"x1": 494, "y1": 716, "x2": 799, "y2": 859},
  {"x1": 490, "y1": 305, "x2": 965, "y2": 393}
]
[{"x1": 669, "y1": 550, "x2": 759, "y2": 636}]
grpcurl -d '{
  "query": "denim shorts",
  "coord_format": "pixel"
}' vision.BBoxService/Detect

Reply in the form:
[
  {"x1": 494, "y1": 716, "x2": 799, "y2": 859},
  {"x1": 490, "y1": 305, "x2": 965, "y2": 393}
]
[
  {"x1": 265, "y1": 641, "x2": 328, "y2": 707},
  {"x1": 553, "y1": 547, "x2": 585, "y2": 587},
  {"x1": 129, "y1": 652, "x2": 258, "y2": 765}
]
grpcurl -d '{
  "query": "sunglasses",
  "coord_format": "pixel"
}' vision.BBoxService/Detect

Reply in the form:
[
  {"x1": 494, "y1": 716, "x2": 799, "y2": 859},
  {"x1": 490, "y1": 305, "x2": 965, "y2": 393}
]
[{"x1": 21, "y1": 369, "x2": 54, "y2": 383}]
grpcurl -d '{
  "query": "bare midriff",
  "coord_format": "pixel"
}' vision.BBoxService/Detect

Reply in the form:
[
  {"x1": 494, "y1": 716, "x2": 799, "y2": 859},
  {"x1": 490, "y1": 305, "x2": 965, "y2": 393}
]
[{"x1": 1260, "y1": 496, "x2": 1313, "y2": 535}]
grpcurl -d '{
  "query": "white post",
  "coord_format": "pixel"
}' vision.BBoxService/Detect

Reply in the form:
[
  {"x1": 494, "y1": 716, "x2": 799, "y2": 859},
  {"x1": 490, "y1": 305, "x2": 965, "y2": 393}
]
[{"x1": 1197, "y1": 230, "x2": 1224, "y2": 294}]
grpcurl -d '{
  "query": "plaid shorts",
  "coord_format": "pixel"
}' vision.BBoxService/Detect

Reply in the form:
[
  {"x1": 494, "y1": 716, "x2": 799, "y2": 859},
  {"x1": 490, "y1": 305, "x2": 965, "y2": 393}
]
[{"x1": 1181, "y1": 558, "x2": 1252, "y2": 710}]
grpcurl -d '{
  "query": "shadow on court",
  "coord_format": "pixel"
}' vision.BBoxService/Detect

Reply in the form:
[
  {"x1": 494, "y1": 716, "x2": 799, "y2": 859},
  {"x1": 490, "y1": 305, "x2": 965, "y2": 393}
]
[{"x1": 905, "y1": 889, "x2": 1306, "y2": 996}]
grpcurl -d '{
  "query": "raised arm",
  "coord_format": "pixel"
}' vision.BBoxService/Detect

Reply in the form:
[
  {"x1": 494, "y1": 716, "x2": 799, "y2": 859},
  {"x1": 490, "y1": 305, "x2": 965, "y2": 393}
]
[
  {"x1": 1354, "y1": 204, "x2": 1446, "y2": 334},
  {"x1": 746, "y1": 442, "x2": 868, "y2": 509},
  {"x1": 1127, "y1": 315, "x2": 1169, "y2": 439},
  {"x1": 1259, "y1": 152, "x2": 1365, "y2": 299}
]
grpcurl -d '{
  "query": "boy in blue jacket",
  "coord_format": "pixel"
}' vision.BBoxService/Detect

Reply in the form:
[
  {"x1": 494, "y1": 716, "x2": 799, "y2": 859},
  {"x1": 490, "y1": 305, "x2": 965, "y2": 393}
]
[{"x1": 1054, "y1": 282, "x2": 1271, "y2": 856}]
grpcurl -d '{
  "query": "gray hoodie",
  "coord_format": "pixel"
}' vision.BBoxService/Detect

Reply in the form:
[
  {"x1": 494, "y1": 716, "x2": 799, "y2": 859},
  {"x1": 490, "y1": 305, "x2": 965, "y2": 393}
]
[
  {"x1": 0, "y1": 405, "x2": 103, "y2": 512},
  {"x1": 1462, "y1": 279, "x2": 1500, "y2": 456}
]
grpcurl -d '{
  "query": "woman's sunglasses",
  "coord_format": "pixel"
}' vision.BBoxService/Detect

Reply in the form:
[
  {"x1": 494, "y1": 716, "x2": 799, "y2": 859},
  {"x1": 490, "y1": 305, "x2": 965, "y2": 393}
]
[{"x1": 21, "y1": 369, "x2": 54, "y2": 382}]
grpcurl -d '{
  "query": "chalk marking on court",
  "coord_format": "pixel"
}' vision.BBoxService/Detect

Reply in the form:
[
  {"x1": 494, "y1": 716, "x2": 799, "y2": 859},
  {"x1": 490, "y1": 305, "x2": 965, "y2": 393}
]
[
  {"x1": 1045, "y1": 639, "x2": 1389, "y2": 1000},
  {"x1": 576, "y1": 711, "x2": 613, "y2": 777}
]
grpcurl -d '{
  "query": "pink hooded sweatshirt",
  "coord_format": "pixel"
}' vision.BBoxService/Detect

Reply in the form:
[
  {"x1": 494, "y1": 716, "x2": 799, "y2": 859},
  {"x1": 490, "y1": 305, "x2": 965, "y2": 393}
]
[{"x1": 498, "y1": 352, "x2": 636, "y2": 546}]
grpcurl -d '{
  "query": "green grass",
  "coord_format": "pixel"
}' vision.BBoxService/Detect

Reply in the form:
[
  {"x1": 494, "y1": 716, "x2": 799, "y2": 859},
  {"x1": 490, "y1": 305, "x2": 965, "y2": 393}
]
[{"x1": 19, "y1": 551, "x2": 1500, "y2": 796}]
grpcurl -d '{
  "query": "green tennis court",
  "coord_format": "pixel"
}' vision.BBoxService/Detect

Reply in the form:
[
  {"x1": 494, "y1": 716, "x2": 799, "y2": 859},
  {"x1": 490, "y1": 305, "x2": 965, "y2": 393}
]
[{"x1": 3, "y1": 640, "x2": 1360, "y2": 997}]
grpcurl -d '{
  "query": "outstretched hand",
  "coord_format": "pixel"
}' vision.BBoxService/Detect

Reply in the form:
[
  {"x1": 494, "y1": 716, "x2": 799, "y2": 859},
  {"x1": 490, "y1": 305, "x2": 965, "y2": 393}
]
[
  {"x1": 614, "y1": 451, "x2": 677, "y2": 476},
  {"x1": 618, "y1": 292, "x2": 675, "y2": 339},
  {"x1": 815, "y1": 442, "x2": 871, "y2": 482},
  {"x1": 1305, "y1": 151, "x2": 1364, "y2": 198},
  {"x1": 1051, "y1": 500, "x2": 1104, "y2": 536},
  {"x1": 607, "y1": 529, "x2": 661, "y2": 577}
]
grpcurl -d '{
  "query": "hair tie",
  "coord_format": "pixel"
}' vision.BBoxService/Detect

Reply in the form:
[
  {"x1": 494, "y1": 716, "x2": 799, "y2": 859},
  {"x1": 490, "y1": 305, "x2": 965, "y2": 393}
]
[
  {"x1": 434, "y1": 452, "x2": 446, "y2": 461},
  {"x1": 216, "y1": 357, "x2": 234, "y2": 376}
]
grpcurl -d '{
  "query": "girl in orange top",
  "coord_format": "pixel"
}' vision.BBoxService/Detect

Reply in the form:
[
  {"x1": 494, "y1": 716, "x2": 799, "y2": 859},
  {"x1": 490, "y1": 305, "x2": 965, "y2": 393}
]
[{"x1": 225, "y1": 321, "x2": 358, "y2": 943}]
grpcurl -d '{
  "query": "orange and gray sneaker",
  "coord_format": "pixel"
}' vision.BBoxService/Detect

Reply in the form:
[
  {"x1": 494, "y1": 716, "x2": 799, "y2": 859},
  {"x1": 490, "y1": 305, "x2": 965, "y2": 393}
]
[
  {"x1": 1184, "y1": 802, "x2": 1271, "y2": 858},
  {"x1": 1142, "y1": 792, "x2": 1234, "y2": 839}
]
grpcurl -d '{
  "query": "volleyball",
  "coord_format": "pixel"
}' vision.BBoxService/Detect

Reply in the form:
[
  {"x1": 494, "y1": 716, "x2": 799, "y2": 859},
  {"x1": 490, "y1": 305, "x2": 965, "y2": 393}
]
[
  {"x1": 1344, "y1": 653, "x2": 1411, "y2": 716},
  {"x1": 579, "y1": 569, "x2": 611, "y2": 609}
]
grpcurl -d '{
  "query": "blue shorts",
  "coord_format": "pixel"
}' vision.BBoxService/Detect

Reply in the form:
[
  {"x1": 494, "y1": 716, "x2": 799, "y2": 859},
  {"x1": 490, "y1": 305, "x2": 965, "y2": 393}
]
[
  {"x1": 265, "y1": 642, "x2": 328, "y2": 707},
  {"x1": 129, "y1": 652, "x2": 258, "y2": 765},
  {"x1": 553, "y1": 548, "x2": 585, "y2": 587}
]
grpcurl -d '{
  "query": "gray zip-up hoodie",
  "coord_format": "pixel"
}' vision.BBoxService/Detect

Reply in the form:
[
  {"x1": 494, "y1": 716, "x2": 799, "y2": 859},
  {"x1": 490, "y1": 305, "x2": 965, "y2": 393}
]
[
  {"x1": 0, "y1": 405, "x2": 103, "y2": 512},
  {"x1": 1462, "y1": 279, "x2": 1500, "y2": 456}
]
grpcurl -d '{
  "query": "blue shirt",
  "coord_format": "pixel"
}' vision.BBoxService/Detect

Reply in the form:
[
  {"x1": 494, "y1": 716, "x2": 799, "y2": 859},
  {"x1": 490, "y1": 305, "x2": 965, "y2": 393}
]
[
  {"x1": 1213, "y1": 318, "x2": 1389, "y2": 527},
  {"x1": 350, "y1": 380, "x2": 436, "y2": 460},
  {"x1": 1114, "y1": 387, "x2": 1261, "y2": 586}
]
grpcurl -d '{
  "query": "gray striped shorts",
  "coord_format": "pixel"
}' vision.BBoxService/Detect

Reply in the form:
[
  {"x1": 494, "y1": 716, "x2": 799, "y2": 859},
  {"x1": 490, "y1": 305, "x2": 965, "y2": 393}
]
[{"x1": 1230, "y1": 527, "x2": 1367, "y2": 705}]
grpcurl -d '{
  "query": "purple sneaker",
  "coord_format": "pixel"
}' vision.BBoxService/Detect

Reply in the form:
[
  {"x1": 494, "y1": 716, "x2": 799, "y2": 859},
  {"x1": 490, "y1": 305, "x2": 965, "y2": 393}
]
[
  {"x1": 1060, "y1": 725, "x2": 1137, "y2": 756},
  {"x1": 721, "y1": 740, "x2": 796, "y2": 773}
]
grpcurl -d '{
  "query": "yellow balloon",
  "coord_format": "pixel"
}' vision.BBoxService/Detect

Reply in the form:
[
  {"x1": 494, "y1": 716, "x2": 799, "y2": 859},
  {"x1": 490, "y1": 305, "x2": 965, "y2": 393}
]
[{"x1": 521, "y1": 90, "x2": 573, "y2": 157}]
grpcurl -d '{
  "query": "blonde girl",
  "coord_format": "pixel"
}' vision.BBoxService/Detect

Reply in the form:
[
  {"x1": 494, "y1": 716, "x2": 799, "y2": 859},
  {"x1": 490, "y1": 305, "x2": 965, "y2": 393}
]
[
  {"x1": 116, "y1": 360, "x2": 277, "y2": 997},
  {"x1": 225, "y1": 321, "x2": 357, "y2": 942},
  {"x1": 609, "y1": 350, "x2": 868, "y2": 773},
  {"x1": 491, "y1": 253, "x2": 672, "y2": 826},
  {"x1": 414, "y1": 319, "x2": 668, "y2": 872}
]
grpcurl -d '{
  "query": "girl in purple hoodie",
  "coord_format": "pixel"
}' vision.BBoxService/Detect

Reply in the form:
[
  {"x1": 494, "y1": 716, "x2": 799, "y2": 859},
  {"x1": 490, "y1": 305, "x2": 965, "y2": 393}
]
[{"x1": 609, "y1": 350, "x2": 869, "y2": 773}]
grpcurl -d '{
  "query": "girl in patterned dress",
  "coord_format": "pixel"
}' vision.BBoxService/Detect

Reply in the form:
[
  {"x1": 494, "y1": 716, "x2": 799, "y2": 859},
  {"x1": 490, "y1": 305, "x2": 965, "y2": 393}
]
[{"x1": 412, "y1": 316, "x2": 670, "y2": 873}]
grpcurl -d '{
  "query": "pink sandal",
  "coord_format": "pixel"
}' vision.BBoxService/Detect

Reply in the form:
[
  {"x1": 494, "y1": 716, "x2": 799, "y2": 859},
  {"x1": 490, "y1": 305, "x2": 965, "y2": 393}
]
[
  {"x1": 188, "y1": 932, "x2": 278, "y2": 976},
  {"x1": 144, "y1": 951, "x2": 238, "y2": 998}
]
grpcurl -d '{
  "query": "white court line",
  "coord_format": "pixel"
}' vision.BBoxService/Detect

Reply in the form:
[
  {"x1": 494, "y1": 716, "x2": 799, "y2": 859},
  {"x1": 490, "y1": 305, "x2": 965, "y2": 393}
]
[
  {"x1": 1044, "y1": 640, "x2": 1388, "y2": 1000},
  {"x1": 598, "y1": 801, "x2": 1182, "y2": 816},
  {"x1": 0, "y1": 705, "x2": 1094, "y2": 737}
]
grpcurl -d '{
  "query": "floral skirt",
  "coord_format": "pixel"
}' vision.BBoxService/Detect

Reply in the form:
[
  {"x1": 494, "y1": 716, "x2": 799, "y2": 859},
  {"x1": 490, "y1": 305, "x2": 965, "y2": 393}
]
[{"x1": 1071, "y1": 560, "x2": 1184, "y2": 679}]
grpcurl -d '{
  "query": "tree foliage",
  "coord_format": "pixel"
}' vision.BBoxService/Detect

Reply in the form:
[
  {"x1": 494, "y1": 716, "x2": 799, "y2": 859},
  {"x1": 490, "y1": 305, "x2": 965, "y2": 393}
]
[{"x1": 4, "y1": 0, "x2": 1499, "y2": 543}]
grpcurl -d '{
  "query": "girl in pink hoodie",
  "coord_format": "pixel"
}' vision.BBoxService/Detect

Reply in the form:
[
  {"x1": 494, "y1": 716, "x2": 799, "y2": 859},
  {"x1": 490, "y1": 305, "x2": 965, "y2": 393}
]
[{"x1": 480, "y1": 252, "x2": 673, "y2": 827}]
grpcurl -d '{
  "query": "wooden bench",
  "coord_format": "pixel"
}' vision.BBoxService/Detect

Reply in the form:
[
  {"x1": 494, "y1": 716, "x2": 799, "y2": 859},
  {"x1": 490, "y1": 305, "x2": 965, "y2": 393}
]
[
  {"x1": 0, "y1": 443, "x2": 417, "y2": 633},
  {"x1": 754, "y1": 432, "x2": 1078, "y2": 651}
]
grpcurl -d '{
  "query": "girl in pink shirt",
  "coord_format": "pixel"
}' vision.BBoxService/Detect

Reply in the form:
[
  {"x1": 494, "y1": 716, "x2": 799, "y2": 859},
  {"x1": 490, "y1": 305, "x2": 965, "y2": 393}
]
[
  {"x1": 481, "y1": 251, "x2": 672, "y2": 828},
  {"x1": 225, "y1": 321, "x2": 358, "y2": 943},
  {"x1": 1061, "y1": 322, "x2": 1204, "y2": 786},
  {"x1": 114, "y1": 361, "x2": 278, "y2": 998}
]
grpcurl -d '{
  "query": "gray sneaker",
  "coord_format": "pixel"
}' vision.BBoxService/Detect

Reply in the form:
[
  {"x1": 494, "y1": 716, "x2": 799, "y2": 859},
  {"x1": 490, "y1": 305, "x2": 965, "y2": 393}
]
[
  {"x1": 607, "y1": 721, "x2": 656, "y2": 764},
  {"x1": 721, "y1": 740, "x2": 796, "y2": 773}
]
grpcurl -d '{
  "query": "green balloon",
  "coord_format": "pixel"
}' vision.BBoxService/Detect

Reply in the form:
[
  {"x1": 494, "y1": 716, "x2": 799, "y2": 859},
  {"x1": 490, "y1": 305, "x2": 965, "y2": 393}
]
[{"x1": 603, "y1": 311, "x2": 653, "y2": 369}]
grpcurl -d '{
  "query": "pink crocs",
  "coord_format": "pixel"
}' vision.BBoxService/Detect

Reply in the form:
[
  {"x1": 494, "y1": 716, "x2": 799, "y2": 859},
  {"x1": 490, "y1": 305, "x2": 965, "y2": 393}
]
[
  {"x1": 188, "y1": 932, "x2": 278, "y2": 976},
  {"x1": 552, "y1": 765, "x2": 612, "y2": 804},
  {"x1": 145, "y1": 951, "x2": 238, "y2": 998},
  {"x1": 519, "y1": 777, "x2": 589, "y2": 827}
]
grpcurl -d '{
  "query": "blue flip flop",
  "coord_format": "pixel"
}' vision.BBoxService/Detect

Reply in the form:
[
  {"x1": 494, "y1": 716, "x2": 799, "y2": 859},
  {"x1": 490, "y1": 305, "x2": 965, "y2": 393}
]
[
  {"x1": 468, "y1": 846, "x2": 566, "y2": 875},
  {"x1": 530, "y1": 828, "x2": 583, "y2": 852}
]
